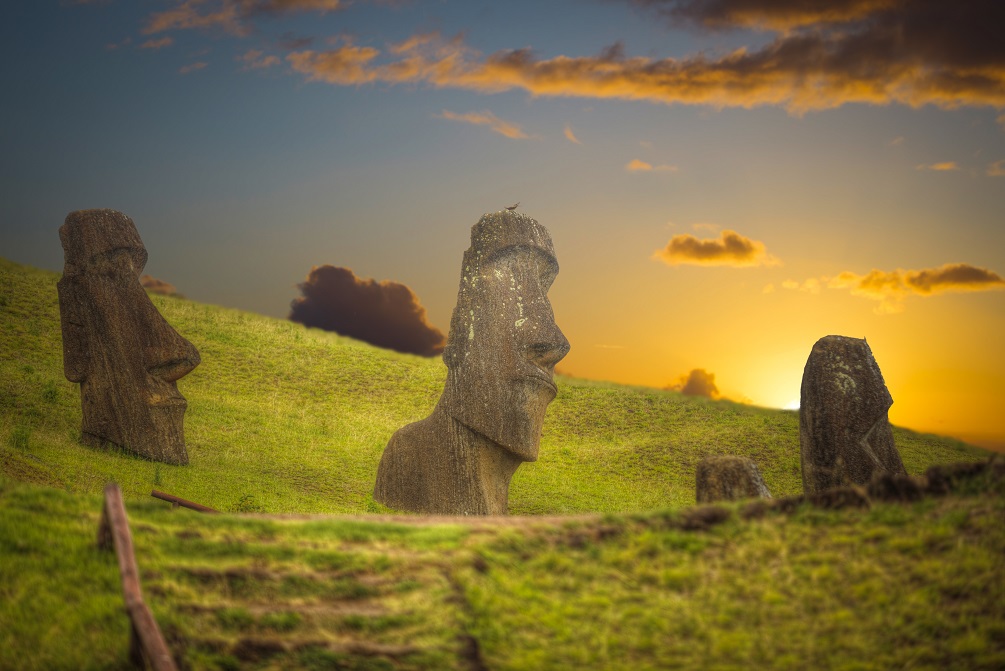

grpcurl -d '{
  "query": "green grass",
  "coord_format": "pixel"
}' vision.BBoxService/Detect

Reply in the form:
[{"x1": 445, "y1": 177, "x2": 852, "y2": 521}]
[
  {"x1": 1, "y1": 256, "x2": 1003, "y2": 670},
  {"x1": 0, "y1": 257, "x2": 988, "y2": 515},
  {"x1": 1, "y1": 473, "x2": 1003, "y2": 670}
]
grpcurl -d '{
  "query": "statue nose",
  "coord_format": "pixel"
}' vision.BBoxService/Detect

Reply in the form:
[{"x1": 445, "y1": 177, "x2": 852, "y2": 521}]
[{"x1": 527, "y1": 326, "x2": 570, "y2": 367}]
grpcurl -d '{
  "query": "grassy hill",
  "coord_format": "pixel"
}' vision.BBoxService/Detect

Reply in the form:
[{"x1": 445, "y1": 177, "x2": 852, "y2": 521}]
[
  {"x1": 0, "y1": 257, "x2": 987, "y2": 515},
  {"x1": 1, "y1": 256, "x2": 1002, "y2": 670}
]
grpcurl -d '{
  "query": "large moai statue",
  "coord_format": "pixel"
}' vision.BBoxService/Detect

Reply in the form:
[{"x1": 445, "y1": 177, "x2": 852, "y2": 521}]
[
  {"x1": 799, "y1": 335, "x2": 906, "y2": 493},
  {"x1": 374, "y1": 210, "x2": 570, "y2": 514},
  {"x1": 695, "y1": 455, "x2": 772, "y2": 503},
  {"x1": 57, "y1": 209, "x2": 201, "y2": 465}
]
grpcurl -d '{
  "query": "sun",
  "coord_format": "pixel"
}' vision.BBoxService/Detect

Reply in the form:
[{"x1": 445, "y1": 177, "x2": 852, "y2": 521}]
[{"x1": 783, "y1": 399, "x2": 800, "y2": 410}]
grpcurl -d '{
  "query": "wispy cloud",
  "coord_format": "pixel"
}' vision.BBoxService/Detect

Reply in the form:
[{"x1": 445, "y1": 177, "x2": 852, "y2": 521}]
[
  {"x1": 436, "y1": 109, "x2": 533, "y2": 140},
  {"x1": 105, "y1": 37, "x2": 133, "y2": 51},
  {"x1": 654, "y1": 229, "x2": 779, "y2": 267},
  {"x1": 916, "y1": 161, "x2": 961, "y2": 171},
  {"x1": 888, "y1": 135, "x2": 905, "y2": 146},
  {"x1": 144, "y1": 0, "x2": 344, "y2": 37},
  {"x1": 179, "y1": 61, "x2": 208, "y2": 74},
  {"x1": 140, "y1": 37, "x2": 174, "y2": 50},
  {"x1": 239, "y1": 49, "x2": 280, "y2": 69},
  {"x1": 781, "y1": 278, "x2": 822, "y2": 294},
  {"x1": 626, "y1": 0, "x2": 901, "y2": 31},
  {"x1": 784, "y1": 262, "x2": 1005, "y2": 313},
  {"x1": 987, "y1": 159, "x2": 1005, "y2": 176},
  {"x1": 625, "y1": 158, "x2": 677, "y2": 172},
  {"x1": 564, "y1": 125, "x2": 582, "y2": 144},
  {"x1": 285, "y1": 0, "x2": 1005, "y2": 114}
]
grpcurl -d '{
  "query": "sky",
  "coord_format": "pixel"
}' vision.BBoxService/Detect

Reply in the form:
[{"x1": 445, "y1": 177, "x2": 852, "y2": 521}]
[{"x1": 2, "y1": 0, "x2": 1004, "y2": 451}]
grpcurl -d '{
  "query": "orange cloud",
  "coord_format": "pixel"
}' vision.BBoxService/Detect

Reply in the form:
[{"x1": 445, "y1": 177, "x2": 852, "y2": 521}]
[
  {"x1": 140, "y1": 37, "x2": 174, "y2": 50},
  {"x1": 654, "y1": 229, "x2": 779, "y2": 267},
  {"x1": 987, "y1": 160, "x2": 1005, "y2": 176},
  {"x1": 781, "y1": 278, "x2": 822, "y2": 294},
  {"x1": 144, "y1": 0, "x2": 343, "y2": 36},
  {"x1": 564, "y1": 125, "x2": 582, "y2": 144},
  {"x1": 817, "y1": 263, "x2": 1005, "y2": 313},
  {"x1": 916, "y1": 161, "x2": 961, "y2": 171},
  {"x1": 285, "y1": 0, "x2": 1005, "y2": 114},
  {"x1": 626, "y1": 158, "x2": 677, "y2": 172},
  {"x1": 667, "y1": 368, "x2": 720, "y2": 399},
  {"x1": 179, "y1": 61, "x2": 208, "y2": 74},
  {"x1": 240, "y1": 49, "x2": 280, "y2": 69},
  {"x1": 436, "y1": 109, "x2": 532, "y2": 140}
]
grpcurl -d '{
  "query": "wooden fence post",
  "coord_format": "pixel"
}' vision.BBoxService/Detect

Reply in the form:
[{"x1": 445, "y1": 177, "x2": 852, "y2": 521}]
[{"x1": 98, "y1": 483, "x2": 179, "y2": 671}]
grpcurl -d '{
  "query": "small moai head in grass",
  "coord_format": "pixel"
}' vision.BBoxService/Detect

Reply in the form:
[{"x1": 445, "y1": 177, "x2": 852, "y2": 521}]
[
  {"x1": 57, "y1": 209, "x2": 200, "y2": 465},
  {"x1": 374, "y1": 210, "x2": 570, "y2": 514},
  {"x1": 799, "y1": 335, "x2": 905, "y2": 493},
  {"x1": 695, "y1": 455, "x2": 772, "y2": 503}
]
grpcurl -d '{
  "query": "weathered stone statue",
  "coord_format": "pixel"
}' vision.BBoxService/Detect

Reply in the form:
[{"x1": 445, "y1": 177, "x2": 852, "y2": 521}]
[
  {"x1": 374, "y1": 210, "x2": 570, "y2": 514},
  {"x1": 695, "y1": 455, "x2": 772, "y2": 503},
  {"x1": 57, "y1": 209, "x2": 200, "y2": 465},
  {"x1": 799, "y1": 335, "x2": 906, "y2": 493}
]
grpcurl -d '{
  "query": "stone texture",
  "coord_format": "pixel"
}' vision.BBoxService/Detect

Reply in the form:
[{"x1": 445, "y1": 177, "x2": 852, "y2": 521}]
[
  {"x1": 57, "y1": 209, "x2": 200, "y2": 465},
  {"x1": 374, "y1": 210, "x2": 570, "y2": 514},
  {"x1": 695, "y1": 455, "x2": 772, "y2": 503},
  {"x1": 799, "y1": 335, "x2": 905, "y2": 493}
]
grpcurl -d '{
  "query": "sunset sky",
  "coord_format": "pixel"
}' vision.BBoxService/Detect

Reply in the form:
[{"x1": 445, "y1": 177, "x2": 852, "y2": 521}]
[{"x1": 2, "y1": 0, "x2": 1004, "y2": 450}]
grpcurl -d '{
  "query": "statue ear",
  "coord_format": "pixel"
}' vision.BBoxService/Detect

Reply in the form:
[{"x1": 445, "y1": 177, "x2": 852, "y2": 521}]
[{"x1": 57, "y1": 276, "x2": 90, "y2": 382}]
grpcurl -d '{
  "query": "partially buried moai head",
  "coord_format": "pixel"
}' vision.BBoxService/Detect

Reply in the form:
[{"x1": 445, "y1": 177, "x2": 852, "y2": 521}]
[
  {"x1": 57, "y1": 209, "x2": 200, "y2": 465},
  {"x1": 440, "y1": 211, "x2": 571, "y2": 461}
]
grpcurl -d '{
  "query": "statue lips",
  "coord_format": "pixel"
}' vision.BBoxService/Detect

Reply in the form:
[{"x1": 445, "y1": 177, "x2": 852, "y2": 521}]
[{"x1": 523, "y1": 368, "x2": 558, "y2": 396}]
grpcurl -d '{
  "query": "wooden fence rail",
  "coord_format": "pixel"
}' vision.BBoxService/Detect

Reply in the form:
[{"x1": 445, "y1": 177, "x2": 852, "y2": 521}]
[
  {"x1": 98, "y1": 483, "x2": 178, "y2": 671},
  {"x1": 151, "y1": 489, "x2": 218, "y2": 513}
]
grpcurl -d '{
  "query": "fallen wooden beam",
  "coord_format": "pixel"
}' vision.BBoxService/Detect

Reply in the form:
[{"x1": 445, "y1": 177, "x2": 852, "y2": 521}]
[
  {"x1": 150, "y1": 489, "x2": 218, "y2": 513},
  {"x1": 98, "y1": 483, "x2": 179, "y2": 671}
]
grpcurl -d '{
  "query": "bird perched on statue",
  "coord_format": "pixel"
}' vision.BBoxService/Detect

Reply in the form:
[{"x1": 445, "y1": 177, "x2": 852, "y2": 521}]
[{"x1": 505, "y1": 202, "x2": 519, "y2": 211}]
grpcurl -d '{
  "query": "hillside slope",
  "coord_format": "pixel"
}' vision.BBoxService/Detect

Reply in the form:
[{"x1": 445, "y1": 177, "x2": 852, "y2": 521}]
[
  {"x1": 0, "y1": 257, "x2": 988, "y2": 514},
  {"x1": 1, "y1": 469, "x2": 1003, "y2": 670}
]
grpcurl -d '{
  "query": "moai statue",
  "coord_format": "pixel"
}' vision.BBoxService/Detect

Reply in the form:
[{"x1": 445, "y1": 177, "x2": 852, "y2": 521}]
[
  {"x1": 695, "y1": 455, "x2": 772, "y2": 503},
  {"x1": 57, "y1": 209, "x2": 200, "y2": 465},
  {"x1": 374, "y1": 210, "x2": 570, "y2": 514},
  {"x1": 799, "y1": 335, "x2": 906, "y2": 493}
]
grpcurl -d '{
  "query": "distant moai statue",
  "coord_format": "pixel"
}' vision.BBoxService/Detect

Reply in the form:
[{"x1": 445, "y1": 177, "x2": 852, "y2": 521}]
[
  {"x1": 57, "y1": 209, "x2": 200, "y2": 465},
  {"x1": 799, "y1": 335, "x2": 906, "y2": 493},
  {"x1": 696, "y1": 455, "x2": 772, "y2": 503},
  {"x1": 374, "y1": 210, "x2": 570, "y2": 514}
]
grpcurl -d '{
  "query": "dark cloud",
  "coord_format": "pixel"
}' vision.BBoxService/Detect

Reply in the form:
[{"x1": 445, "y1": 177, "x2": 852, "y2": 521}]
[
  {"x1": 140, "y1": 275, "x2": 182, "y2": 297},
  {"x1": 626, "y1": 0, "x2": 901, "y2": 31},
  {"x1": 289, "y1": 265, "x2": 445, "y2": 357},
  {"x1": 667, "y1": 368, "x2": 720, "y2": 399},
  {"x1": 288, "y1": 0, "x2": 1005, "y2": 113},
  {"x1": 654, "y1": 229, "x2": 779, "y2": 267}
]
